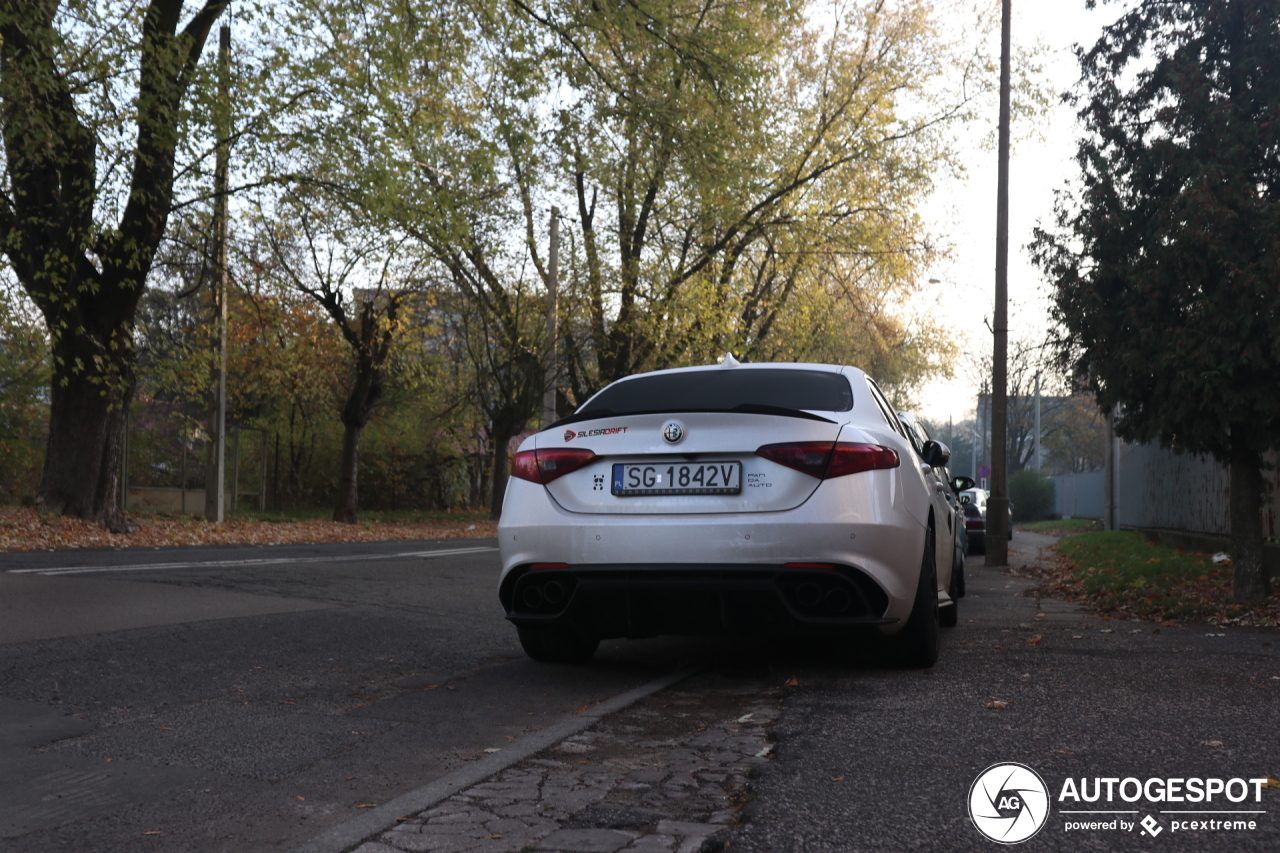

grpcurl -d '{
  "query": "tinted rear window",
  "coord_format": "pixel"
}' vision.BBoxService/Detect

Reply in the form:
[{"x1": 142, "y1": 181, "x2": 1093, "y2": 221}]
[{"x1": 581, "y1": 369, "x2": 853, "y2": 414}]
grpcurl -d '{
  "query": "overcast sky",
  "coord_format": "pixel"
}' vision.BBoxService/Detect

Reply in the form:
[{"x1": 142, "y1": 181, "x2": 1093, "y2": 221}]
[{"x1": 914, "y1": 0, "x2": 1127, "y2": 424}]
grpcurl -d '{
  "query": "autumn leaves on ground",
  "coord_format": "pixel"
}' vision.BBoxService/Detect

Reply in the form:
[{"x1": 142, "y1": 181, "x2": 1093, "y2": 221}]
[{"x1": 0, "y1": 507, "x2": 497, "y2": 553}]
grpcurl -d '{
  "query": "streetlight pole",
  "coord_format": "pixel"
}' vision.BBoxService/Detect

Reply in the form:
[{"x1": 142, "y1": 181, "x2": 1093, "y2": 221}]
[{"x1": 986, "y1": 0, "x2": 1012, "y2": 566}]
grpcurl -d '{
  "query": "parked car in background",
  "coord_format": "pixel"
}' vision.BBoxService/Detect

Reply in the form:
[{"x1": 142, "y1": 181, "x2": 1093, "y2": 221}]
[
  {"x1": 957, "y1": 486, "x2": 1013, "y2": 555},
  {"x1": 498, "y1": 359, "x2": 958, "y2": 668},
  {"x1": 897, "y1": 411, "x2": 965, "y2": 626}
]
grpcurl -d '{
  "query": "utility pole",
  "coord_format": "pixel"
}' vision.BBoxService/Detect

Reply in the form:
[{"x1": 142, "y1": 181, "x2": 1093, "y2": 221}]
[
  {"x1": 986, "y1": 0, "x2": 1012, "y2": 567},
  {"x1": 1104, "y1": 404, "x2": 1120, "y2": 530},
  {"x1": 972, "y1": 394, "x2": 980, "y2": 481},
  {"x1": 1033, "y1": 370, "x2": 1042, "y2": 471},
  {"x1": 205, "y1": 23, "x2": 230, "y2": 523},
  {"x1": 542, "y1": 207, "x2": 560, "y2": 428}
]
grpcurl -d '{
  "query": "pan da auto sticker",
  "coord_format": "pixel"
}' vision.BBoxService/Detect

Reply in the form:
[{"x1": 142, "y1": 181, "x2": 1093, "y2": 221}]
[{"x1": 1059, "y1": 775, "x2": 1271, "y2": 836}]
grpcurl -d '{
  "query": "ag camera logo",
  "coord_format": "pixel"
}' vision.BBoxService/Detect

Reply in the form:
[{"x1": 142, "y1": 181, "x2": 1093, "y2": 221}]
[{"x1": 969, "y1": 763, "x2": 1050, "y2": 844}]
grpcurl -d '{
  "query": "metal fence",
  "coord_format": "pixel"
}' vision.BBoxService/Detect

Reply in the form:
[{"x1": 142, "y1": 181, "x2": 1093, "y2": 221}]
[
  {"x1": 1050, "y1": 444, "x2": 1280, "y2": 538},
  {"x1": 1115, "y1": 443, "x2": 1280, "y2": 538},
  {"x1": 1051, "y1": 470, "x2": 1105, "y2": 520}
]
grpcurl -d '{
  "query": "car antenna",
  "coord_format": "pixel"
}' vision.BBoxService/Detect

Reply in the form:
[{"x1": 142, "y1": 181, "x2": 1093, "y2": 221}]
[{"x1": 721, "y1": 352, "x2": 740, "y2": 368}]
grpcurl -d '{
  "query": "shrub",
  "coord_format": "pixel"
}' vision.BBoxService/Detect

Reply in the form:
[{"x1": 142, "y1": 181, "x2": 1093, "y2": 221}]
[{"x1": 1009, "y1": 468, "x2": 1055, "y2": 522}]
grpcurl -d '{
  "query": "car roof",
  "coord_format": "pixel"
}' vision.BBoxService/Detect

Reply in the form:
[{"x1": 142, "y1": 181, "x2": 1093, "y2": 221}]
[{"x1": 601, "y1": 361, "x2": 862, "y2": 382}]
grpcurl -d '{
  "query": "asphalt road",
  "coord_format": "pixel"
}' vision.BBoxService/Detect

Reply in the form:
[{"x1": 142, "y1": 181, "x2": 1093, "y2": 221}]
[
  {"x1": 0, "y1": 539, "x2": 723, "y2": 852},
  {"x1": 3, "y1": 533, "x2": 1277, "y2": 852}
]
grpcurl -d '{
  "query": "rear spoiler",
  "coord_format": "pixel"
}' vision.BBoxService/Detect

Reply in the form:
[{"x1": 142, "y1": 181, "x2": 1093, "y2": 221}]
[{"x1": 548, "y1": 403, "x2": 836, "y2": 430}]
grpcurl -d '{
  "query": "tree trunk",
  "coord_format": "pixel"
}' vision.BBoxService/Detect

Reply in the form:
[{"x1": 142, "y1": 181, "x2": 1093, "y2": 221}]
[
  {"x1": 1228, "y1": 442, "x2": 1270, "y2": 601},
  {"x1": 490, "y1": 427, "x2": 514, "y2": 521},
  {"x1": 334, "y1": 420, "x2": 363, "y2": 524},
  {"x1": 37, "y1": 331, "x2": 134, "y2": 532}
]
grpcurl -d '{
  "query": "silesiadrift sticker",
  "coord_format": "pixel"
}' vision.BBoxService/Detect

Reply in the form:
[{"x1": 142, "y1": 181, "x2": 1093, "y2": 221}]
[{"x1": 563, "y1": 426, "x2": 629, "y2": 442}]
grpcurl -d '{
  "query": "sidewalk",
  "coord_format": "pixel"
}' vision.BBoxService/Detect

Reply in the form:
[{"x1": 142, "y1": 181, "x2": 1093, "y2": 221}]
[{"x1": 345, "y1": 669, "x2": 781, "y2": 853}]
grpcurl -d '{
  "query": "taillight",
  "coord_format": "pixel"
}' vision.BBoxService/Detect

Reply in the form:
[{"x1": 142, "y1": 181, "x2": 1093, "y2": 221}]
[
  {"x1": 510, "y1": 448, "x2": 596, "y2": 484},
  {"x1": 756, "y1": 442, "x2": 899, "y2": 479},
  {"x1": 826, "y1": 444, "x2": 900, "y2": 478}
]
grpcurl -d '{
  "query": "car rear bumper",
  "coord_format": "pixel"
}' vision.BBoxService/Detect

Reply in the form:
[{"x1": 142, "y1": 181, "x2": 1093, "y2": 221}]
[
  {"x1": 497, "y1": 477, "x2": 927, "y2": 631},
  {"x1": 500, "y1": 563, "x2": 896, "y2": 640}
]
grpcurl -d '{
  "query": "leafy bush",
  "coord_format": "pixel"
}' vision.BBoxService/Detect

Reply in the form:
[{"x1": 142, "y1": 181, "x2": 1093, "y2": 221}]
[{"x1": 1009, "y1": 469, "x2": 1055, "y2": 522}]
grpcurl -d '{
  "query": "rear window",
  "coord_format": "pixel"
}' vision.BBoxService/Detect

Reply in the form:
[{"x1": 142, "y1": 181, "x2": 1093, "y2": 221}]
[{"x1": 580, "y1": 368, "x2": 854, "y2": 415}]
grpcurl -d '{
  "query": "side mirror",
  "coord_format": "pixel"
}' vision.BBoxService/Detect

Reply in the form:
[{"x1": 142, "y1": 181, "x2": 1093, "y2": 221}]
[
  {"x1": 921, "y1": 440, "x2": 951, "y2": 468},
  {"x1": 952, "y1": 475, "x2": 975, "y2": 492}
]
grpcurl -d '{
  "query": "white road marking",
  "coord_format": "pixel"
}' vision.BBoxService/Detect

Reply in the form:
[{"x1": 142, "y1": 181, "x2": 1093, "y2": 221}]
[{"x1": 6, "y1": 546, "x2": 499, "y2": 577}]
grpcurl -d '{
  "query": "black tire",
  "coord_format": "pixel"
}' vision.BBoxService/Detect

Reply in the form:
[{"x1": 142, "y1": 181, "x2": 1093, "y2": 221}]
[
  {"x1": 893, "y1": 526, "x2": 940, "y2": 667},
  {"x1": 939, "y1": 600, "x2": 958, "y2": 628},
  {"x1": 517, "y1": 624, "x2": 599, "y2": 664},
  {"x1": 941, "y1": 550, "x2": 962, "y2": 628}
]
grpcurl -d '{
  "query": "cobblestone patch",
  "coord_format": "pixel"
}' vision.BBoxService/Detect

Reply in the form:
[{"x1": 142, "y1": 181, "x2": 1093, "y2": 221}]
[{"x1": 354, "y1": 672, "x2": 781, "y2": 853}]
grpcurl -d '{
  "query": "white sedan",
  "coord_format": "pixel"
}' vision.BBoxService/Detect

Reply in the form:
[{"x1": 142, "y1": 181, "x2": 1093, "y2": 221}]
[{"x1": 497, "y1": 360, "x2": 958, "y2": 667}]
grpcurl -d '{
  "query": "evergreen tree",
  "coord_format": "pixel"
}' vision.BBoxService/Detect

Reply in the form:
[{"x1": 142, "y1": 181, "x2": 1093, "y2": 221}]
[{"x1": 1033, "y1": 0, "x2": 1280, "y2": 599}]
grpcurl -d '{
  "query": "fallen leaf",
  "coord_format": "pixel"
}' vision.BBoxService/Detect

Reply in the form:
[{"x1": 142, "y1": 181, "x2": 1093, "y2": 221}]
[
  {"x1": 142, "y1": 830, "x2": 162, "y2": 836},
  {"x1": 159, "y1": 725, "x2": 173, "y2": 731},
  {"x1": 346, "y1": 776, "x2": 357, "y2": 781},
  {"x1": 484, "y1": 748, "x2": 501, "y2": 753},
  {"x1": 784, "y1": 676, "x2": 799, "y2": 687},
  {"x1": 737, "y1": 713, "x2": 754, "y2": 723},
  {"x1": 830, "y1": 776, "x2": 845, "y2": 782},
  {"x1": 356, "y1": 803, "x2": 377, "y2": 809},
  {"x1": 1201, "y1": 740, "x2": 1224, "y2": 747},
  {"x1": 1026, "y1": 636, "x2": 1043, "y2": 646},
  {"x1": 1265, "y1": 778, "x2": 1279, "y2": 788},
  {"x1": 489, "y1": 835, "x2": 502, "y2": 840},
  {"x1": 296, "y1": 796, "x2": 306, "y2": 801},
  {"x1": 987, "y1": 700, "x2": 1008, "y2": 710},
  {"x1": 994, "y1": 644, "x2": 1006, "y2": 650},
  {"x1": 104, "y1": 758, "x2": 114, "y2": 763},
  {"x1": 395, "y1": 817, "x2": 416, "y2": 822}
]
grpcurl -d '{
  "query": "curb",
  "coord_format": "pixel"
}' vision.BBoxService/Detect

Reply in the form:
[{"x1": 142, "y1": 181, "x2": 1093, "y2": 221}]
[{"x1": 288, "y1": 665, "x2": 703, "y2": 853}]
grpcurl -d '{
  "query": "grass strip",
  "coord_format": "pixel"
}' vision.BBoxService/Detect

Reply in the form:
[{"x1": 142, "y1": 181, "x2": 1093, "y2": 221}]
[{"x1": 1053, "y1": 531, "x2": 1277, "y2": 625}]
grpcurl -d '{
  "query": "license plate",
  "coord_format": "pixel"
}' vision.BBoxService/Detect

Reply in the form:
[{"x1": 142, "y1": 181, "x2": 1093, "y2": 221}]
[{"x1": 611, "y1": 461, "x2": 741, "y2": 496}]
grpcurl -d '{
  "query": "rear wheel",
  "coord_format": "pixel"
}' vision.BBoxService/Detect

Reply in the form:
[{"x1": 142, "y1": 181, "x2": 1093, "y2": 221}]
[
  {"x1": 517, "y1": 624, "x2": 600, "y2": 664},
  {"x1": 893, "y1": 526, "x2": 940, "y2": 667}
]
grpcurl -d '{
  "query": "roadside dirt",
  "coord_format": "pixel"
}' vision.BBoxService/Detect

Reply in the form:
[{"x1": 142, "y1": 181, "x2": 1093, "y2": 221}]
[{"x1": 0, "y1": 507, "x2": 498, "y2": 553}]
